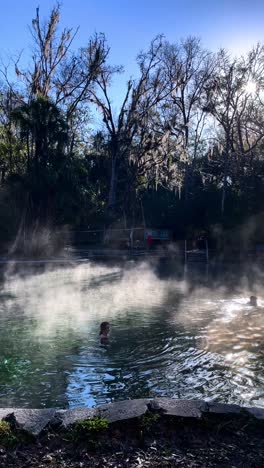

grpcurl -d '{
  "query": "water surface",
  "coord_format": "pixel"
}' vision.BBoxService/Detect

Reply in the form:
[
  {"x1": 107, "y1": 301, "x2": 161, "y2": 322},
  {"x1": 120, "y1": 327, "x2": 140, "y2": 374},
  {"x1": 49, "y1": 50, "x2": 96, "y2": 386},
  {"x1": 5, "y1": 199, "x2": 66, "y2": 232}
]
[{"x1": 0, "y1": 260, "x2": 263, "y2": 408}]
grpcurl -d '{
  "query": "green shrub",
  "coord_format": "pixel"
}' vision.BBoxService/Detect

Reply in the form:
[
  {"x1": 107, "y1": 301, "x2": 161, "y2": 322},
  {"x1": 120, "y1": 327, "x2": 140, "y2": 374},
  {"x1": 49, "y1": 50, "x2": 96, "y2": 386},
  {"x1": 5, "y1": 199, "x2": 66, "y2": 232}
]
[
  {"x1": 0, "y1": 421, "x2": 17, "y2": 447},
  {"x1": 72, "y1": 417, "x2": 109, "y2": 443},
  {"x1": 140, "y1": 412, "x2": 161, "y2": 432}
]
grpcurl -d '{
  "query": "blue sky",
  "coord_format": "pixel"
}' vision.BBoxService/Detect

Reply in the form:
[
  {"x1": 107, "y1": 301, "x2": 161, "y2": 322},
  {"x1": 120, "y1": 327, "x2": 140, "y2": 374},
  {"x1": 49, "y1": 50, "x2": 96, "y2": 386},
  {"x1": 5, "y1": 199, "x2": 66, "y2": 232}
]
[{"x1": 1, "y1": 0, "x2": 264, "y2": 107}]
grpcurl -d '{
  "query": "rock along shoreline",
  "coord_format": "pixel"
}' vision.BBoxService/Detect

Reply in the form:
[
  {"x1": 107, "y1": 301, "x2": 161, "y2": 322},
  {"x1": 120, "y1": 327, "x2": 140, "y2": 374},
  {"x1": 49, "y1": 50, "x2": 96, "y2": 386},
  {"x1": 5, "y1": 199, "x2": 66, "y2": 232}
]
[
  {"x1": 1, "y1": 399, "x2": 264, "y2": 467},
  {"x1": 0, "y1": 398, "x2": 263, "y2": 436}
]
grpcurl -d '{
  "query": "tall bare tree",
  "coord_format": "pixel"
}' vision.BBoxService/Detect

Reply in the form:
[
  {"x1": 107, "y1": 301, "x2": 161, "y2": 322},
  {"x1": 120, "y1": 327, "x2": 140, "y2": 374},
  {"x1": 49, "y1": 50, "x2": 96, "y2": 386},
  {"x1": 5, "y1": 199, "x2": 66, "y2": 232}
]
[
  {"x1": 159, "y1": 37, "x2": 215, "y2": 200},
  {"x1": 90, "y1": 36, "x2": 179, "y2": 215},
  {"x1": 204, "y1": 48, "x2": 264, "y2": 215},
  {"x1": 1, "y1": 4, "x2": 109, "y2": 157}
]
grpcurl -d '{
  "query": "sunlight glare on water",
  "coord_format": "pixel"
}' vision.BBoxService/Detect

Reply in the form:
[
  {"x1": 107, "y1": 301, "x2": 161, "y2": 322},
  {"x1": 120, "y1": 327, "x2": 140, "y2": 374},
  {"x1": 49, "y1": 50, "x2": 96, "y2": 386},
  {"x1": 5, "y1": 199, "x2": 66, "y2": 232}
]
[{"x1": 0, "y1": 261, "x2": 263, "y2": 408}]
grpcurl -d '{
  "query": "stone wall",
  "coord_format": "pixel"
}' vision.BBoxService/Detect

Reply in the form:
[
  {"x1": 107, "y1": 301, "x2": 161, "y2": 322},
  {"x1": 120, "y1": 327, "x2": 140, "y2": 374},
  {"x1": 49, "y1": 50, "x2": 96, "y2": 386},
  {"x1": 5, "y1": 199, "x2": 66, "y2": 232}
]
[{"x1": 0, "y1": 399, "x2": 263, "y2": 436}]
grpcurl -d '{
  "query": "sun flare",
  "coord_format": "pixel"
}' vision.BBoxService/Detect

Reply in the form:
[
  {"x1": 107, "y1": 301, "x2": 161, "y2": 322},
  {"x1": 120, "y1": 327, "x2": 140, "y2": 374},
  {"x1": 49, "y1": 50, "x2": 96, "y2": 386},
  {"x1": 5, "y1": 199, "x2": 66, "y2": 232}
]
[{"x1": 244, "y1": 80, "x2": 257, "y2": 94}]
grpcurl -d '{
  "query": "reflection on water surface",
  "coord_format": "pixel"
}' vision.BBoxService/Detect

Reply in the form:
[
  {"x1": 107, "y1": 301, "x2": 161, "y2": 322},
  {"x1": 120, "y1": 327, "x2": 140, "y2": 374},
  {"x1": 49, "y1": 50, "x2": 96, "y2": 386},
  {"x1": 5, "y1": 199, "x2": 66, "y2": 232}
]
[{"x1": 0, "y1": 261, "x2": 263, "y2": 408}]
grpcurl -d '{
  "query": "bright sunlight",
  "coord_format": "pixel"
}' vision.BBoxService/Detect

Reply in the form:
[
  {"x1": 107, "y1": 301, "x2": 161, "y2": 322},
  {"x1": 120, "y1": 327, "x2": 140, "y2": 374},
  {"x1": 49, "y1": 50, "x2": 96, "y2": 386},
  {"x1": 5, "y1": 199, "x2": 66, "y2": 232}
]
[{"x1": 244, "y1": 79, "x2": 257, "y2": 94}]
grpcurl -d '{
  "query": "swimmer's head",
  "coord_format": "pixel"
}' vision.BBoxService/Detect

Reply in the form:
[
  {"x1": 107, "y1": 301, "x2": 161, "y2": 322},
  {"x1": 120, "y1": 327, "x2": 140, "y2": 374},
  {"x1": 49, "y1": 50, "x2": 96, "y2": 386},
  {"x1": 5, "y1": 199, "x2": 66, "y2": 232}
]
[
  {"x1": 249, "y1": 296, "x2": 257, "y2": 307},
  {"x1": 100, "y1": 321, "x2": 110, "y2": 335}
]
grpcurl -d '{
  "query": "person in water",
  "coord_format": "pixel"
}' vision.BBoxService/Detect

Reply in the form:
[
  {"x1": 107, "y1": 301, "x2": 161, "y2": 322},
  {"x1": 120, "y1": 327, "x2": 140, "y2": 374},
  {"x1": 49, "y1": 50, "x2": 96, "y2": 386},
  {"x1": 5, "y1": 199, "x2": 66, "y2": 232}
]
[
  {"x1": 249, "y1": 295, "x2": 258, "y2": 307},
  {"x1": 99, "y1": 321, "x2": 110, "y2": 343}
]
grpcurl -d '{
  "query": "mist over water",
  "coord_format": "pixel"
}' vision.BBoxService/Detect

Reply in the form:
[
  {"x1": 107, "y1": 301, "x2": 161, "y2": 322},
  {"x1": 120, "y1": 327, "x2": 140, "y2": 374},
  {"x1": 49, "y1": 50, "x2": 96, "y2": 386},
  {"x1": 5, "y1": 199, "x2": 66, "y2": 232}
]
[{"x1": 0, "y1": 259, "x2": 264, "y2": 408}]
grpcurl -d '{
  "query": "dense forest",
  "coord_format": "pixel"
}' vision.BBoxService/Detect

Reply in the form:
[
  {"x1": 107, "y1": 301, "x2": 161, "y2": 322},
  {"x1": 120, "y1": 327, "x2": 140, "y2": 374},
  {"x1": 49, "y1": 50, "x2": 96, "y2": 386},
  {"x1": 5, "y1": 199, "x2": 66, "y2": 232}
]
[{"x1": 1, "y1": 4, "x2": 264, "y2": 252}]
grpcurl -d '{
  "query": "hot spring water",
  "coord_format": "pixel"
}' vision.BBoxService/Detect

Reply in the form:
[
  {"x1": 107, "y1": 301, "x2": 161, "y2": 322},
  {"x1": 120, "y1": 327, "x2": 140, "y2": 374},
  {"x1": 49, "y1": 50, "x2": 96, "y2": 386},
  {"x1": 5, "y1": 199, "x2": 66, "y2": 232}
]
[{"x1": 0, "y1": 260, "x2": 263, "y2": 408}]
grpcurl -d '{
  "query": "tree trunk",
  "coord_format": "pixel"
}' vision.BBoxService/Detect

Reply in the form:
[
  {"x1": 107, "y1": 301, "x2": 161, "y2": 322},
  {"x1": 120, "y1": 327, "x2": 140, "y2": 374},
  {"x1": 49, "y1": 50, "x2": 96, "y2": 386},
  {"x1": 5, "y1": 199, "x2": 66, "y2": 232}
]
[
  {"x1": 221, "y1": 135, "x2": 230, "y2": 216},
  {"x1": 107, "y1": 138, "x2": 119, "y2": 211},
  {"x1": 107, "y1": 156, "x2": 117, "y2": 210}
]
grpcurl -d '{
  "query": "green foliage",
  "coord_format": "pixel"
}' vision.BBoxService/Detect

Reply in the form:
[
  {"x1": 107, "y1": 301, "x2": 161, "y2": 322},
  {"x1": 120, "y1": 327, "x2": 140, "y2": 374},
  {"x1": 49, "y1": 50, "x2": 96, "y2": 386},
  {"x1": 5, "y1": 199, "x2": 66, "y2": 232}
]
[
  {"x1": 1, "y1": 4, "x2": 264, "y2": 248},
  {"x1": 0, "y1": 421, "x2": 17, "y2": 447},
  {"x1": 72, "y1": 417, "x2": 109, "y2": 443},
  {"x1": 140, "y1": 412, "x2": 161, "y2": 432}
]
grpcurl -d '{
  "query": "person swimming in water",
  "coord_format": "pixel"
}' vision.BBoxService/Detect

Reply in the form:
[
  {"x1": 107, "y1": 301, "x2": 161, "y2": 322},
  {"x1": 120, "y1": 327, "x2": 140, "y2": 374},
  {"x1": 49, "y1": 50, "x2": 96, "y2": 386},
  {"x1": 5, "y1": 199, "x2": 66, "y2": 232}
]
[
  {"x1": 248, "y1": 295, "x2": 258, "y2": 307},
  {"x1": 99, "y1": 321, "x2": 110, "y2": 344}
]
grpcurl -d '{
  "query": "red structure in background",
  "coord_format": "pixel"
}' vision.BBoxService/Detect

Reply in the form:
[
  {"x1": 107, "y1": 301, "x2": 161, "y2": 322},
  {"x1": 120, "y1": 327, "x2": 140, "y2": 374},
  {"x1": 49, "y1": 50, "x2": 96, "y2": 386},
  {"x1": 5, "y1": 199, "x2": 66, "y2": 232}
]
[{"x1": 147, "y1": 234, "x2": 153, "y2": 249}]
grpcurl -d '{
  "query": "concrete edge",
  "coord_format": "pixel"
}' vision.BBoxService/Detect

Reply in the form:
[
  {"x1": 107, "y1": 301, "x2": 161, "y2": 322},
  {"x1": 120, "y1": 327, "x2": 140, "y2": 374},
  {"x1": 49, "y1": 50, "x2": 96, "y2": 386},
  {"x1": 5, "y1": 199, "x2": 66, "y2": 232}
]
[{"x1": 0, "y1": 399, "x2": 263, "y2": 436}]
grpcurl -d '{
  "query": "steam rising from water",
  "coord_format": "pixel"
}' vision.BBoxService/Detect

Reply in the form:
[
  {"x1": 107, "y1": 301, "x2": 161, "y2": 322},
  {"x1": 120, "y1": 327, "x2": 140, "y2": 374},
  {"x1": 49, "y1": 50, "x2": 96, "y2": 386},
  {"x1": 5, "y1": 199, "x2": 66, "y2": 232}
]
[
  {"x1": 2, "y1": 261, "x2": 186, "y2": 337},
  {"x1": 2, "y1": 260, "x2": 264, "y2": 352},
  {"x1": 1, "y1": 259, "x2": 264, "y2": 407}
]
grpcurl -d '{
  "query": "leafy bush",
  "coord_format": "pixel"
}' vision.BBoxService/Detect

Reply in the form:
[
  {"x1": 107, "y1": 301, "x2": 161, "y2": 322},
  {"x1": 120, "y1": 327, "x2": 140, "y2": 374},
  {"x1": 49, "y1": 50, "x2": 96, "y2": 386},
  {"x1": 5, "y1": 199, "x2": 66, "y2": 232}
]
[
  {"x1": 0, "y1": 421, "x2": 17, "y2": 447},
  {"x1": 72, "y1": 417, "x2": 109, "y2": 443},
  {"x1": 140, "y1": 412, "x2": 161, "y2": 432}
]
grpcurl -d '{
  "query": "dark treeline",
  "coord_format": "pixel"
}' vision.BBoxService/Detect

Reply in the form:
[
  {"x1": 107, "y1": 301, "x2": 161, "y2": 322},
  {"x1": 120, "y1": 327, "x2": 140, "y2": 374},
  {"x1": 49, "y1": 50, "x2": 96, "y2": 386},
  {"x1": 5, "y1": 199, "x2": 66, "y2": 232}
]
[{"x1": 1, "y1": 4, "x2": 264, "y2": 252}]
